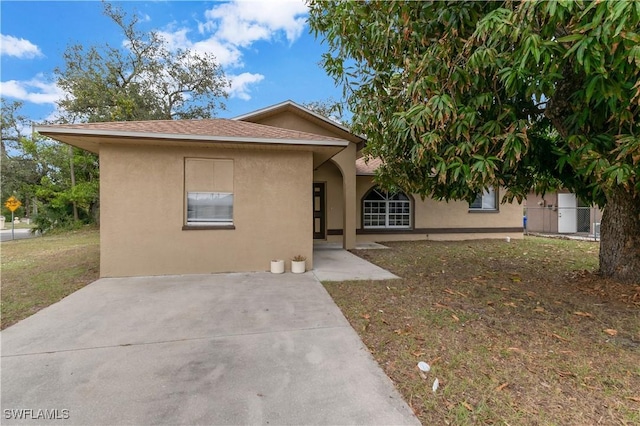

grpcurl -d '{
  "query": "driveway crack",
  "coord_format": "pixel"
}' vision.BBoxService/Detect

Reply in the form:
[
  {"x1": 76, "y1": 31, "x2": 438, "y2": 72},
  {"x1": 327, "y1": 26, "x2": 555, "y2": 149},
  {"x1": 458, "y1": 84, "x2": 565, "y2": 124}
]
[{"x1": 1, "y1": 324, "x2": 352, "y2": 358}]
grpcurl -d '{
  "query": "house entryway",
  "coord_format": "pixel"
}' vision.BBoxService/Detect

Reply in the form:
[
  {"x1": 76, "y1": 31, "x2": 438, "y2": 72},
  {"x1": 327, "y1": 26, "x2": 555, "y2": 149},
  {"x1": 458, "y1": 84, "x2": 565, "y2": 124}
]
[{"x1": 313, "y1": 182, "x2": 326, "y2": 239}]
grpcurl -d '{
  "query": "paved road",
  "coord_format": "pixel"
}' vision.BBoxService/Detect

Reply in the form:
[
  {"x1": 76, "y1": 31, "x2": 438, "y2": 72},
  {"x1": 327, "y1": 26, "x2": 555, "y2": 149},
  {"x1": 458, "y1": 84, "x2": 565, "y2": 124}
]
[{"x1": 0, "y1": 228, "x2": 38, "y2": 242}]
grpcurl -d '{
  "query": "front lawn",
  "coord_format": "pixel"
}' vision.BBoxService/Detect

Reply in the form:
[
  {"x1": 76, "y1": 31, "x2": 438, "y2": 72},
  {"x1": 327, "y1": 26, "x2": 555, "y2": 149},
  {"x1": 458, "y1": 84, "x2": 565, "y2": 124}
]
[
  {"x1": 1, "y1": 228, "x2": 100, "y2": 329},
  {"x1": 324, "y1": 237, "x2": 639, "y2": 425}
]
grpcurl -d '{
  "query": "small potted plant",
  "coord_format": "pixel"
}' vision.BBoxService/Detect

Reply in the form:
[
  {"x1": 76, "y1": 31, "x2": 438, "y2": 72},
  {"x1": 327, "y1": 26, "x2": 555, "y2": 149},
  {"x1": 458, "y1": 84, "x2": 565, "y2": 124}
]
[
  {"x1": 270, "y1": 259, "x2": 285, "y2": 274},
  {"x1": 291, "y1": 255, "x2": 306, "y2": 274}
]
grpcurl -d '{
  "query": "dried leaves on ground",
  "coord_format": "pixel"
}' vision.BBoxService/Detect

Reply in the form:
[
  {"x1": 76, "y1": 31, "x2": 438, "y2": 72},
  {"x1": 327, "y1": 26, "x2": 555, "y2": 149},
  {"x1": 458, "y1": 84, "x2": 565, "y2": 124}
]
[{"x1": 324, "y1": 237, "x2": 639, "y2": 425}]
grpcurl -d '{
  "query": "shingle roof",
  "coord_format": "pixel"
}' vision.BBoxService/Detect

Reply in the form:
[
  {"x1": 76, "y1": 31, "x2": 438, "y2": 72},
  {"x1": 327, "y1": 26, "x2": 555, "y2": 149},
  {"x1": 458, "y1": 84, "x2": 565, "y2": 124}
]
[
  {"x1": 42, "y1": 118, "x2": 347, "y2": 143},
  {"x1": 355, "y1": 156, "x2": 383, "y2": 175}
]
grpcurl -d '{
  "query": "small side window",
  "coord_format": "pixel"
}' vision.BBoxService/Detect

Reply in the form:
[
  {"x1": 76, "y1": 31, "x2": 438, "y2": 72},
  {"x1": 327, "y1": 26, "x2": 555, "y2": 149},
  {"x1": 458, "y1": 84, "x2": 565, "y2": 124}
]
[{"x1": 469, "y1": 187, "x2": 498, "y2": 211}]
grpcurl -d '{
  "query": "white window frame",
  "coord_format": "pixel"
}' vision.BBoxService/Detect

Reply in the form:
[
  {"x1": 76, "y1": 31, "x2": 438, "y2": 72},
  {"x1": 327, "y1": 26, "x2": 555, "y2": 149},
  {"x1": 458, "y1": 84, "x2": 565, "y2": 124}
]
[
  {"x1": 363, "y1": 188, "x2": 411, "y2": 229},
  {"x1": 186, "y1": 192, "x2": 234, "y2": 226},
  {"x1": 469, "y1": 187, "x2": 498, "y2": 211}
]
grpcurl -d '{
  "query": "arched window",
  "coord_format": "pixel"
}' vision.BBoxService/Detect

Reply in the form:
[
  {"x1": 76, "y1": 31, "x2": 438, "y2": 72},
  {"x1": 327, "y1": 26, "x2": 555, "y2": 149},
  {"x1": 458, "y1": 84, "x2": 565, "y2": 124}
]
[{"x1": 362, "y1": 187, "x2": 411, "y2": 229}]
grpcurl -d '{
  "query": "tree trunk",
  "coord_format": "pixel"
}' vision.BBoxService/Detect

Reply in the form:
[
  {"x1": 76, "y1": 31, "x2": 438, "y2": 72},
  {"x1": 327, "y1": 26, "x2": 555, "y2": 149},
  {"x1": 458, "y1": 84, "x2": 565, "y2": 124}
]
[
  {"x1": 91, "y1": 198, "x2": 100, "y2": 226},
  {"x1": 23, "y1": 197, "x2": 30, "y2": 219},
  {"x1": 68, "y1": 145, "x2": 79, "y2": 221},
  {"x1": 599, "y1": 188, "x2": 640, "y2": 284}
]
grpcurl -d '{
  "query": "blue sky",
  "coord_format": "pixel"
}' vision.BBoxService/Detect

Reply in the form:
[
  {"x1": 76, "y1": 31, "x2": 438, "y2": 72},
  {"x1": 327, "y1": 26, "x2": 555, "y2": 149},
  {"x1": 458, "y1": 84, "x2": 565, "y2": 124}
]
[{"x1": 0, "y1": 0, "x2": 342, "y2": 123}]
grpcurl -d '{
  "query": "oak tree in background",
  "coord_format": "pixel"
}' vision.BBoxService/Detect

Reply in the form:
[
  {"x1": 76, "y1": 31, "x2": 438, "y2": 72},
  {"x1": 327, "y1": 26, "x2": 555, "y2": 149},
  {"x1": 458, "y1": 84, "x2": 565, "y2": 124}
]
[
  {"x1": 308, "y1": 0, "x2": 640, "y2": 283},
  {"x1": 15, "y1": 1, "x2": 231, "y2": 231},
  {"x1": 55, "y1": 2, "x2": 230, "y2": 122},
  {"x1": 1, "y1": 99, "x2": 99, "y2": 231},
  {"x1": 303, "y1": 98, "x2": 349, "y2": 127},
  {"x1": 1, "y1": 100, "x2": 39, "y2": 218}
]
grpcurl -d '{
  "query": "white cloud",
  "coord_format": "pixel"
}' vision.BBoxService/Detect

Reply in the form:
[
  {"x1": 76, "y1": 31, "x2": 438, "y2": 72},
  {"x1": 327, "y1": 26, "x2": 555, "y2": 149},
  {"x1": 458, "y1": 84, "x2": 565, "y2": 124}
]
[
  {"x1": 228, "y1": 72, "x2": 265, "y2": 100},
  {"x1": 204, "y1": 0, "x2": 308, "y2": 46},
  {"x1": 5, "y1": 1, "x2": 309, "y2": 110},
  {"x1": 0, "y1": 75, "x2": 63, "y2": 105},
  {"x1": 197, "y1": 20, "x2": 216, "y2": 35},
  {"x1": 192, "y1": 38, "x2": 243, "y2": 68},
  {"x1": 156, "y1": 28, "x2": 191, "y2": 51},
  {"x1": 1, "y1": 34, "x2": 43, "y2": 59},
  {"x1": 159, "y1": 0, "x2": 308, "y2": 63},
  {"x1": 156, "y1": 0, "x2": 308, "y2": 101},
  {"x1": 157, "y1": 29, "x2": 243, "y2": 68}
]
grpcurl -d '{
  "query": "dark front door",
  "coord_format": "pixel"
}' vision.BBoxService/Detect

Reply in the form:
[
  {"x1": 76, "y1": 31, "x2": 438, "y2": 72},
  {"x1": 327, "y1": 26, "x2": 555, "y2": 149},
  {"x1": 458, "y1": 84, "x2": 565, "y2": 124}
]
[{"x1": 313, "y1": 182, "x2": 326, "y2": 239}]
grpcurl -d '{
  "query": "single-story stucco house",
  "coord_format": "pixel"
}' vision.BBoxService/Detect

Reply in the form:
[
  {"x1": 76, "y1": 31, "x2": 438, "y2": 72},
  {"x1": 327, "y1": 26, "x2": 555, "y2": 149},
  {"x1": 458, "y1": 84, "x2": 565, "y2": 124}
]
[{"x1": 37, "y1": 101, "x2": 523, "y2": 277}]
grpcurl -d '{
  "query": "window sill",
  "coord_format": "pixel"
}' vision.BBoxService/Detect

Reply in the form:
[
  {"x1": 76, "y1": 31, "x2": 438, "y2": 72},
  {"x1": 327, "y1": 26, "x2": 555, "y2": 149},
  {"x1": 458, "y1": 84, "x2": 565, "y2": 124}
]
[
  {"x1": 182, "y1": 225, "x2": 236, "y2": 230},
  {"x1": 468, "y1": 209, "x2": 499, "y2": 213},
  {"x1": 358, "y1": 228, "x2": 413, "y2": 234}
]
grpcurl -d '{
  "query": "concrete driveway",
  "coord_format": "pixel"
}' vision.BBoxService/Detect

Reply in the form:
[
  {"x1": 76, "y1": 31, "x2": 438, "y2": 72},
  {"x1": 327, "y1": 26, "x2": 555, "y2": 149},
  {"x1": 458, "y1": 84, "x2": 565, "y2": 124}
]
[{"x1": 1, "y1": 272, "x2": 419, "y2": 425}]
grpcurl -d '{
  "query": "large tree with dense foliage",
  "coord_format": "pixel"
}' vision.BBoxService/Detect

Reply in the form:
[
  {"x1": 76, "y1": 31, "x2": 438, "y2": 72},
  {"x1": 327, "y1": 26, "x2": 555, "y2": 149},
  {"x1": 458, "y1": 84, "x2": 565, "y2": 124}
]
[
  {"x1": 12, "y1": 2, "x2": 230, "y2": 231},
  {"x1": 1, "y1": 99, "x2": 99, "y2": 230},
  {"x1": 1, "y1": 99, "x2": 39, "y2": 218},
  {"x1": 55, "y1": 2, "x2": 229, "y2": 122},
  {"x1": 308, "y1": 0, "x2": 640, "y2": 283}
]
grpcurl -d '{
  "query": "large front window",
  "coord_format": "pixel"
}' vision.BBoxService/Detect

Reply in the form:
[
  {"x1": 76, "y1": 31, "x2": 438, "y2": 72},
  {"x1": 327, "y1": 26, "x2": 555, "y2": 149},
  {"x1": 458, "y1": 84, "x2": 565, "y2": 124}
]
[
  {"x1": 187, "y1": 192, "x2": 233, "y2": 225},
  {"x1": 363, "y1": 187, "x2": 411, "y2": 228},
  {"x1": 184, "y1": 158, "x2": 234, "y2": 227}
]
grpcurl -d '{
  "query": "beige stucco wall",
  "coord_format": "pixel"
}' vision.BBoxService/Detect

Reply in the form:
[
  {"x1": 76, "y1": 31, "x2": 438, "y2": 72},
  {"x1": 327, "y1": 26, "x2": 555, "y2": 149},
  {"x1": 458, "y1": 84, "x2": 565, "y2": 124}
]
[
  {"x1": 355, "y1": 232, "x2": 524, "y2": 242},
  {"x1": 251, "y1": 111, "x2": 347, "y2": 140},
  {"x1": 330, "y1": 144, "x2": 357, "y2": 249},
  {"x1": 353, "y1": 177, "x2": 524, "y2": 241},
  {"x1": 250, "y1": 110, "x2": 358, "y2": 249},
  {"x1": 525, "y1": 192, "x2": 559, "y2": 233},
  {"x1": 100, "y1": 143, "x2": 313, "y2": 277}
]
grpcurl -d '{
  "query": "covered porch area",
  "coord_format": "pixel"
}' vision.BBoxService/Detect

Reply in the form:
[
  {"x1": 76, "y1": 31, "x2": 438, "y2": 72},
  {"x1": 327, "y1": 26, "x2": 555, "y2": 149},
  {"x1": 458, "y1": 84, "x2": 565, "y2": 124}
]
[{"x1": 312, "y1": 143, "x2": 358, "y2": 251}]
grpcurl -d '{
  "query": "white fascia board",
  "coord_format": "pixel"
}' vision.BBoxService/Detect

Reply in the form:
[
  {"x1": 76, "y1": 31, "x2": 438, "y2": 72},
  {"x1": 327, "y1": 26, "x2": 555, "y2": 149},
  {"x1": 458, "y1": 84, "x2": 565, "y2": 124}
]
[{"x1": 35, "y1": 126, "x2": 350, "y2": 148}]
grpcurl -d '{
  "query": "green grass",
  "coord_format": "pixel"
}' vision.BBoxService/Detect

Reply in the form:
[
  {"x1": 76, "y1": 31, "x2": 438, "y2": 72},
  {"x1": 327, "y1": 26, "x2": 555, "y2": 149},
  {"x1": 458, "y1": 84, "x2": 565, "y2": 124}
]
[
  {"x1": 1, "y1": 227, "x2": 99, "y2": 329},
  {"x1": 325, "y1": 236, "x2": 640, "y2": 425}
]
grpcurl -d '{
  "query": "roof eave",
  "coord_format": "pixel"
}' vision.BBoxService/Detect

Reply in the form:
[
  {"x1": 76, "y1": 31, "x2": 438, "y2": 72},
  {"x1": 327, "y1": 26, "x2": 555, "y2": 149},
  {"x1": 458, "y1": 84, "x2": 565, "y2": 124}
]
[{"x1": 35, "y1": 126, "x2": 350, "y2": 149}]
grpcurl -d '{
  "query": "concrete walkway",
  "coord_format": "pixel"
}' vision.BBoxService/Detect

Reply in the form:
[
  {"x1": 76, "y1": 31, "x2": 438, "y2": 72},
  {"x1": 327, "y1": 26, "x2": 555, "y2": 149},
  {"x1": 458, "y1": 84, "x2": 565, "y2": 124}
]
[
  {"x1": 527, "y1": 232, "x2": 600, "y2": 242},
  {"x1": 1, "y1": 272, "x2": 418, "y2": 425},
  {"x1": 312, "y1": 244, "x2": 400, "y2": 282}
]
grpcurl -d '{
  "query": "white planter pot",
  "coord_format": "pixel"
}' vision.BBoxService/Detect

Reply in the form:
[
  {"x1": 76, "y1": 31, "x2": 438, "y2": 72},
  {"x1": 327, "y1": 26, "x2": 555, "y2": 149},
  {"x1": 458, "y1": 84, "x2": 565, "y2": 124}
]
[
  {"x1": 270, "y1": 260, "x2": 284, "y2": 274},
  {"x1": 291, "y1": 260, "x2": 306, "y2": 274}
]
